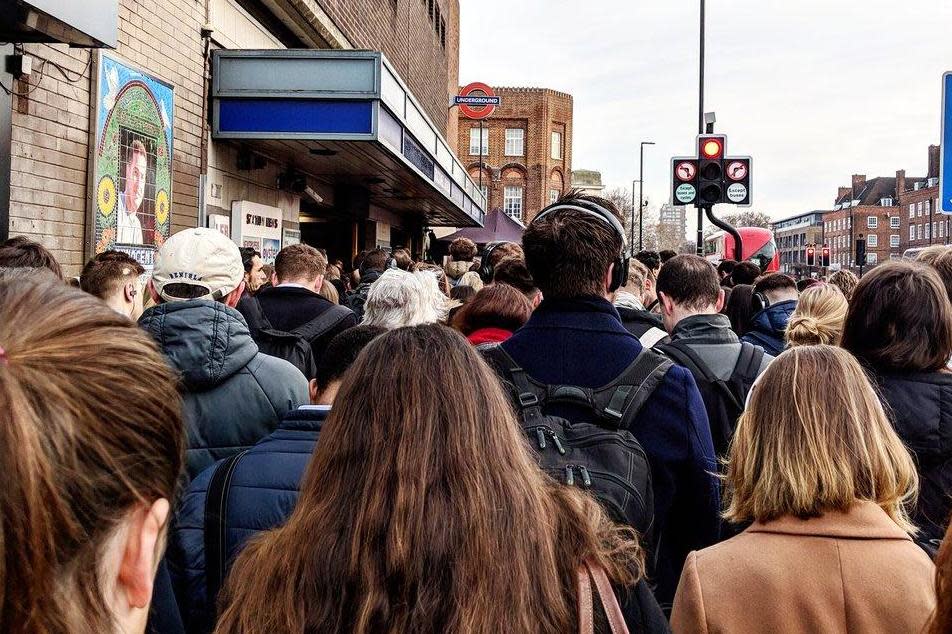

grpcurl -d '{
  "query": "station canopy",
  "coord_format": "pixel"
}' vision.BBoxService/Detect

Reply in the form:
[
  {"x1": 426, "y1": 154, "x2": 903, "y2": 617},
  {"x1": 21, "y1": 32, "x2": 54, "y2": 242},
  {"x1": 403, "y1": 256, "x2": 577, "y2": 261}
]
[{"x1": 211, "y1": 50, "x2": 485, "y2": 228}]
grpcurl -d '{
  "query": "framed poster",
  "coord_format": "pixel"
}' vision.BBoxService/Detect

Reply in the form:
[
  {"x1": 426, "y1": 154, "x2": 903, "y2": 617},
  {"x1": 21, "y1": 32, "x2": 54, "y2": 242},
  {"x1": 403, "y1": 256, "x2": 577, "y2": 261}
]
[
  {"x1": 207, "y1": 213, "x2": 231, "y2": 238},
  {"x1": 231, "y1": 201, "x2": 283, "y2": 265},
  {"x1": 88, "y1": 51, "x2": 174, "y2": 270},
  {"x1": 282, "y1": 228, "x2": 301, "y2": 247}
]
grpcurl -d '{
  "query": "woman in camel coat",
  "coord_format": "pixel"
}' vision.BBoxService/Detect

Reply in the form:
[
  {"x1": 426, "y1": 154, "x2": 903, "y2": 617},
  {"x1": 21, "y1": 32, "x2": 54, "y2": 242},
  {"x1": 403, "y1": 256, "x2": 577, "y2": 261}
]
[{"x1": 671, "y1": 345, "x2": 936, "y2": 634}]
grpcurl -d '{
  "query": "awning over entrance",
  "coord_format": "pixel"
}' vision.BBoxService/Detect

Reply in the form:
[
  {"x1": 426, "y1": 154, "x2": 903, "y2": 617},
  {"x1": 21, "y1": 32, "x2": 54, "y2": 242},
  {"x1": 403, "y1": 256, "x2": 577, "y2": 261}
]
[
  {"x1": 440, "y1": 210, "x2": 525, "y2": 246},
  {"x1": 1, "y1": 0, "x2": 118, "y2": 47},
  {"x1": 210, "y1": 50, "x2": 485, "y2": 228}
]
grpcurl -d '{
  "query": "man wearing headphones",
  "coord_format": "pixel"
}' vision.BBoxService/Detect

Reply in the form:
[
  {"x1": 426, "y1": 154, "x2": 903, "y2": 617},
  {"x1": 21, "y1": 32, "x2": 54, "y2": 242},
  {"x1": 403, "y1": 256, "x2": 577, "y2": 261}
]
[
  {"x1": 741, "y1": 272, "x2": 799, "y2": 356},
  {"x1": 79, "y1": 250, "x2": 146, "y2": 320},
  {"x1": 490, "y1": 191, "x2": 719, "y2": 610}
]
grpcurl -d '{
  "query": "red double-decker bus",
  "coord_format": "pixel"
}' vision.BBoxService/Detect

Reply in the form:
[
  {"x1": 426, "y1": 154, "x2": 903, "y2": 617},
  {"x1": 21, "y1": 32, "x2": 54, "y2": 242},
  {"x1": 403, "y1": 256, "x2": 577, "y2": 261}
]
[{"x1": 703, "y1": 227, "x2": 779, "y2": 272}]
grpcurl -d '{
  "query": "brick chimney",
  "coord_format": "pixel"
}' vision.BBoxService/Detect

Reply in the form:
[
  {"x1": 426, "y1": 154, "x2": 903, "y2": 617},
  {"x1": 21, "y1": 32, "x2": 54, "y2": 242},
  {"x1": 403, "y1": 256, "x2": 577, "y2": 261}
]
[
  {"x1": 929, "y1": 145, "x2": 940, "y2": 179},
  {"x1": 896, "y1": 169, "x2": 906, "y2": 196},
  {"x1": 851, "y1": 174, "x2": 866, "y2": 198}
]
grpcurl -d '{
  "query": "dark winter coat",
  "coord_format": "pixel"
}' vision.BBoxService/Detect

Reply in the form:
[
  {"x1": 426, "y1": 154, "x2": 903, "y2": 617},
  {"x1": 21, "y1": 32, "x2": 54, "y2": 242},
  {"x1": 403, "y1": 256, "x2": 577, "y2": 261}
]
[
  {"x1": 874, "y1": 371, "x2": 952, "y2": 550},
  {"x1": 254, "y1": 285, "x2": 357, "y2": 361},
  {"x1": 167, "y1": 406, "x2": 327, "y2": 633},
  {"x1": 347, "y1": 269, "x2": 384, "y2": 319},
  {"x1": 499, "y1": 295, "x2": 720, "y2": 609},
  {"x1": 741, "y1": 299, "x2": 797, "y2": 356},
  {"x1": 139, "y1": 300, "x2": 309, "y2": 479}
]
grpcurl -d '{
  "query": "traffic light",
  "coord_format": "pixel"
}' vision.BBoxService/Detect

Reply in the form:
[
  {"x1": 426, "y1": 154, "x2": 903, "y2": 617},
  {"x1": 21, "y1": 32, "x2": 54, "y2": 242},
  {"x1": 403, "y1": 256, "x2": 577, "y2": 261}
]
[
  {"x1": 856, "y1": 237, "x2": 867, "y2": 267},
  {"x1": 821, "y1": 246, "x2": 831, "y2": 268},
  {"x1": 806, "y1": 245, "x2": 816, "y2": 267},
  {"x1": 697, "y1": 135, "x2": 726, "y2": 205}
]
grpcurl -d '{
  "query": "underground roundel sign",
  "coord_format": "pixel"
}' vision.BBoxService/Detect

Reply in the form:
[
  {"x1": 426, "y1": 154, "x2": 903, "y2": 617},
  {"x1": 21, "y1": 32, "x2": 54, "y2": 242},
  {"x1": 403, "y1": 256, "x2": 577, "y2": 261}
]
[{"x1": 455, "y1": 82, "x2": 500, "y2": 120}]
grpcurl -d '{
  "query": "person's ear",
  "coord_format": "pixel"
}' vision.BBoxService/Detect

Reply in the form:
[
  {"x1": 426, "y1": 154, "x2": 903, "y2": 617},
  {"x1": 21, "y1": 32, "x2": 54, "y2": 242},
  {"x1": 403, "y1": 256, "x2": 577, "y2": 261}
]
[
  {"x1": 271, "y1": 272, "x2": 279, "y2": 287},
  {"x1": 308, "y1": 379, "x2": 321, "y2": 405},
  {"x1": 644, "y1": 277, "x2": 654, "y2": 294},
  {"x1": 659, "y1": 292, "x2": 676, "y2": 316},
  {"x1": 117, "y1": 499, "x2": 170, "y2": 610},
  {"x1": 146, "y1": 279, "x2": 161, "y2": 304},
  {"x1": 715, "y1": 288, "x2": 726, "y2": 312},
  {"x1": 603, "y1": 264, "x2": 614, "y2": 295},
  {"x1": 224, "y1": 281, "x2": 246, "y2": 308},
  {"x1": 123, "y1": 282, "x2": 137, "y2": 304},
  {"x1": 532, "y1": 292, "x2": 543, "y2": 310},
  {"x1": 313, "y1": 274, "x2": 325, "y2": 294}
]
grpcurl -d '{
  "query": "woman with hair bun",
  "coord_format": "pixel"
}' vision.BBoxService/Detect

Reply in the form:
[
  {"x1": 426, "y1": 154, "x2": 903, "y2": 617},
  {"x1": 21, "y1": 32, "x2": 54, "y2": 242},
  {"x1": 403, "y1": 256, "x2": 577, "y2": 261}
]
[{"x1": 785, "y1": 283, "x2": 848, "y2": 347}]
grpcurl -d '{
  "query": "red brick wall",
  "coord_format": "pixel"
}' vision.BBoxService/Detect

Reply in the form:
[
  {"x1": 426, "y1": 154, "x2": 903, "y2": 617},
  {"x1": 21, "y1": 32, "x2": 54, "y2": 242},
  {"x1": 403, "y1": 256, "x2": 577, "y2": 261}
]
[
  {"x1": 10, "y1": 0, "x2": 206, "y2": 275},
  {"x1": 823, "y1": 205, "x2": 900, "y2": 268},
  {"x1": 317, "y1": 0, "x2": 458, "y2": 136},
  {"x1": 899, "y1": 185, "x2": 944, "y2": 250},
  {"x1": 456, "y1": 87, "x2": 573, "y2": 224}
]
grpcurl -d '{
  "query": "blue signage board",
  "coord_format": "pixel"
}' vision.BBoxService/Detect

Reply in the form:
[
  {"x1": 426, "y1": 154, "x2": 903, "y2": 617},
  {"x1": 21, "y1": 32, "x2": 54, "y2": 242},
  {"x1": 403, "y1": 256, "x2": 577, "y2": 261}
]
[
  {"x1": 942, "y1": 72, "x2": 952, "y2": 213},
  {"x1": 217, "y1": 100, "x2": 374, "y2": 137}
]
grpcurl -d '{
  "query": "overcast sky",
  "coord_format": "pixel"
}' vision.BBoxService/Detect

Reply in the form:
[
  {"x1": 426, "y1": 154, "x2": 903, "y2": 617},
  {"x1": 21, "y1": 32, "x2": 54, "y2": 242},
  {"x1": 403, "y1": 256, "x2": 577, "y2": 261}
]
[{"x1": 459, "y1": 0, "x2": 951, "y2": 224}]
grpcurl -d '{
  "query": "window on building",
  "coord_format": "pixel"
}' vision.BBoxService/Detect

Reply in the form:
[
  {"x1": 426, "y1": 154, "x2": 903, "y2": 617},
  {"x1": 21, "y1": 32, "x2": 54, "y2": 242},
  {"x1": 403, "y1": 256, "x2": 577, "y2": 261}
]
[
  {"x1": 505, "y1": 128, "x2": 524, "y2": 156},
  {"x1": 867, "y1": 216, "x2": 878, "y2": 229},
  {"x1": 890, "y1": 234, "x2": 900, "y2": 248},
  {"x1": 867, "y1": 234, "x2": 878, "y2": 248},
  {"x1": 926, "y1": 199, "x2": 931, "y2": 214},
  {"x1": 880, "y1": 197, "x2": 893, "y2": 206},
  {"x1": 551, "y1": 131, "x2": 563, "y2": 160},
  {"x1": 910, "y1": 203, "x2": 916, "y2": 218},
  {"x1": 927, "y1": 223, "x2": 932, "y2": 240},
  {"x1": 479, "y1": 185, "x2": 488, "y2": 200},
  {"x1": 890, "y1": 216, "x2": 900, "y2": 229},
  {"x1": 910, "y1": 225, "x2": 917, "y2": 241},
  {"x1": 917, "y1": 202, "x2": 923, "y2": 217},
  {"x1": 918, "y1": 224, "x2": 923, "y2": 240},
  {"x1": 942, "y1": 222, "x2": 946, "y2": 239},
  {"x1": 549, "y1": 189, "x2": 560, "y2": 204},
  {"x1": 504, "y1": 186, "x2": 523, "y2": 220},
  {"x1": 469, "y1": 127, "x2": 488, "y2": 155}
]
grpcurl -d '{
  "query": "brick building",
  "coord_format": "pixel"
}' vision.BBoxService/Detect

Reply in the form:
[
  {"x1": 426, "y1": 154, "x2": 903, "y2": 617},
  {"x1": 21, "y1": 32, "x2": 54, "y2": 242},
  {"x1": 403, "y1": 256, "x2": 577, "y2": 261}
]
[
  {"x1": 3, "y1": 0, "x2": 481, "y2": 274},
  {"x1": 898, "y1": 145, "x2": 944, "y2": 252},
  {"x1": 771, "y1": 211, "x2": 825, "y2": 275},
  {"x1": 456, "y1": 87, "x2": 573, "y2": 224},
  {"x1": 822, "y1": 175, "x2": 901, "y2": 270}
]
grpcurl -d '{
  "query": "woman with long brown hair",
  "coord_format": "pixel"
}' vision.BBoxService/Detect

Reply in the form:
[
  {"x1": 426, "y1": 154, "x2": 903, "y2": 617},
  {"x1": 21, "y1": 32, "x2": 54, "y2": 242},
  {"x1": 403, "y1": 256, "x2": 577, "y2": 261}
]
[
  {"x1": 215, "y1": 325, "x2": 666, "y2": 633},
  {"x1": 0, "y1": 278, "x2": 186, "y2": 634},
  {"x1": 672, "y1": 345, "x2": 934, "y2": 633}
]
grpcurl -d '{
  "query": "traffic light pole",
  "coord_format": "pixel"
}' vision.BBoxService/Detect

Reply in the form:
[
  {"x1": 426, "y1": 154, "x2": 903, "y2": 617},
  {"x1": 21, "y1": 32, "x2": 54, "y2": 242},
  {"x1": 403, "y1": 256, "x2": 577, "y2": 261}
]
[
  {"x1": 695, "y1": 0, "x2": 705, "y2": 255},
  {"x1": 705, "y1": 206, "x2": 743, "y2": 261}
]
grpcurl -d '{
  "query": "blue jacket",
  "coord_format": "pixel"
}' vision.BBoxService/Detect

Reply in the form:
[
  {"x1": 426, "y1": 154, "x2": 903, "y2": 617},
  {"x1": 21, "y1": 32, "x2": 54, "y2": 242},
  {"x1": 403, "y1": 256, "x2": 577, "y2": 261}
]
[
  {"x1": 741, "y1": 299, "x2": 797, "y2": 356},
  {"x1": 501, "y1": 296, "x2": 719, "y2": 608},
  {"x1": 167, "y1": 406, "x2": 327, "y2": 633},
  {"x1": 139, "y1": 300, "x2": 310, "y2": 479}
]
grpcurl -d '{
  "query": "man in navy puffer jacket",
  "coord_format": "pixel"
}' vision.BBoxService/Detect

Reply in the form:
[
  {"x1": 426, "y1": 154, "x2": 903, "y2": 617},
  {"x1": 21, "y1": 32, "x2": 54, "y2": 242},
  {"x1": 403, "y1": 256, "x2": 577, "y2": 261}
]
[
  {"x1": 496, "y1": 192, "x2": 719, "y2": 611},
  {"x1": 165, "y1": 326, "x2": 385, "y2": 633}
]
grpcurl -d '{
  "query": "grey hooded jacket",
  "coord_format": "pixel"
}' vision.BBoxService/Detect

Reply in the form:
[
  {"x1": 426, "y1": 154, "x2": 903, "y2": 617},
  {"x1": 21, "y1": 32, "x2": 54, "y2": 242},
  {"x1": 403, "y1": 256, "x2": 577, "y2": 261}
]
[{"x1": 140, "y1": 300, "x2": 309, "y2": 479}]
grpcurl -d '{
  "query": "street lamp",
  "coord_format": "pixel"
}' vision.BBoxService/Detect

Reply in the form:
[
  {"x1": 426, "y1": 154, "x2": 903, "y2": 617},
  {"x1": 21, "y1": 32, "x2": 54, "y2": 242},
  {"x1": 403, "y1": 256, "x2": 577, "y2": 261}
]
[{"x1": 638, "y1": 141, "x2": 656, "y2": 251}]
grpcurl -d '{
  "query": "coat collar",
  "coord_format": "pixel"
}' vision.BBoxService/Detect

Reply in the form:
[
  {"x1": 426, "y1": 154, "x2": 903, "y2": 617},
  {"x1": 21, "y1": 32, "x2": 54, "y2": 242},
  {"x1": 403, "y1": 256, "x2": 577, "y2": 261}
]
[
  {"x1": 670, "y1": 313, "x2": 738, "y2": 344},
  {"x1": 745, "y1": 501, "x2": 911, "y2": 541}
]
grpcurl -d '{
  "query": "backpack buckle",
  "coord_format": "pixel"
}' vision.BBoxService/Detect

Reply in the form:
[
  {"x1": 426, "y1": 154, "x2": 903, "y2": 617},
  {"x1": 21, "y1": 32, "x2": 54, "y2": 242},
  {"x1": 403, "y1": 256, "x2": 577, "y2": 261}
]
[{"x1": 518, "y1": 392, "x2": 539, "y2": 408}]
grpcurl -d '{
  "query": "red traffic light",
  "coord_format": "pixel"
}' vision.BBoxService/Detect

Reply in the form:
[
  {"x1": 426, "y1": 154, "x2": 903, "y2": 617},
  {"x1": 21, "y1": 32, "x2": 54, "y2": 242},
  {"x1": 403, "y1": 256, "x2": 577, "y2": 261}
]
[
  {"x1": 699, "y1": 136, "x2": 724, "y2": 159},
  {"x1": 822, "y1": 247, "x2": 830, "y2": 257},
  {"x1": 807, "y1": 247, "x2": 815, "y2": 255}
]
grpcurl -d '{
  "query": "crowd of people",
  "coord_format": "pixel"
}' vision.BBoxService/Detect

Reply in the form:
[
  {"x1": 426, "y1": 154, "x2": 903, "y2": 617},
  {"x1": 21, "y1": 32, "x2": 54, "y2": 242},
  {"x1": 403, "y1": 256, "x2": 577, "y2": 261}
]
[{"x1": 1, "y1": 189, "x2": 952, "y2": 633}]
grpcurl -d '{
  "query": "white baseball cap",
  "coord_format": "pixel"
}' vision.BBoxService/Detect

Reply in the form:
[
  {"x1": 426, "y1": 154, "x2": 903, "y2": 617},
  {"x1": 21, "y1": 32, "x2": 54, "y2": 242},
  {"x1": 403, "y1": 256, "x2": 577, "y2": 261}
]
[{"x1": 152, "y1": 228, "x2": 244, "y2": 302}]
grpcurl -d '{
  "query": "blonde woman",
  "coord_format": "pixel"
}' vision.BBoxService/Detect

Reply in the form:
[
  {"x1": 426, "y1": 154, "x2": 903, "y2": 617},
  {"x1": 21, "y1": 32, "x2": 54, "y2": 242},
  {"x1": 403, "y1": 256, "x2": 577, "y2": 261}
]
[
  {"x1": 672, "y1": 345, "x2": 935, "y2": 634},
  {"x1": 785, "y1": 282, "x2": 848, "y2": 347}
]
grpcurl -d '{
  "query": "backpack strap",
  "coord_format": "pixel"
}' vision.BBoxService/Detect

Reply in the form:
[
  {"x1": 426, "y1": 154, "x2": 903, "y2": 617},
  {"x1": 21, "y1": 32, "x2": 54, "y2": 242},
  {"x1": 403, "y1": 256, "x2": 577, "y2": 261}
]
[
  {"x1": 480, "y1": 344, "x2": 545, "y2": 422},
  {"x1": 203, "y1": 450, "x2": 250, "y2": 620},
  {"x1": 241, "y1": 296, "x2": 275, "y2": 336},
  {"x1": 657, "y1": 340, "x2": 746, "y2": 412},
  {"x1": 291, "y1": 305, "x2": 353, "y2": 343},
  {"x1": 731, "y1": 342, "x2": 765, "y2": 382},
  {"x1": 598, "y1": 348, "x2": 674, "y2": 429}
]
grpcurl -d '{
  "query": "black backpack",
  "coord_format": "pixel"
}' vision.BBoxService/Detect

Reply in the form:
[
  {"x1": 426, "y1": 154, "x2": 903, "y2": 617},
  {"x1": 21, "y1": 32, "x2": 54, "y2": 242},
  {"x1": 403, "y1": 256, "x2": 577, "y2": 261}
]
[
  {"x1": 482, "y1": 345, "x2": 673, "y2": 540},
  {"x1": 655, "y1": 340, "x2": 764, "y2": 457},
  {"x1": 247, "y1": 300, "x2": 353, "y2": 379}
]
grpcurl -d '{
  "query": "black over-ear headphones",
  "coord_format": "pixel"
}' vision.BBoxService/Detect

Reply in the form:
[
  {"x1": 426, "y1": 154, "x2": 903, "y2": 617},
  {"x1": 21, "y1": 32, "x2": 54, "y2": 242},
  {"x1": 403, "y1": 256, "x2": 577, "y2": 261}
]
[
  {"x1": 479, "y1": 241, "x2": 506, "y2": 283},
  {"x1": 531, "y1": 199, "x2": 631, "y2": 293},
  {"x1": 751, "y1": 291, "x2": 770, "y2": 314}
]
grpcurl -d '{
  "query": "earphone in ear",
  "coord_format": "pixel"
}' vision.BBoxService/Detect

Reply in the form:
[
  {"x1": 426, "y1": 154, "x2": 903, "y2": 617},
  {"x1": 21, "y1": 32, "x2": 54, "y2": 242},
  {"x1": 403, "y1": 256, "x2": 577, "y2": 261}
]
[{"x1": 531, "y1": 199, "x2": 630, "y2": 293}]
